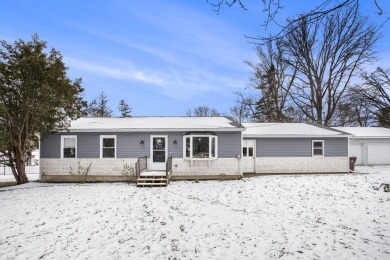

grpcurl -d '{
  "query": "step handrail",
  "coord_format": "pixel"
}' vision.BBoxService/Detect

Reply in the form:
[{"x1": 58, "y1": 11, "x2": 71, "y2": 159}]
[
  {"x1": 135, "y1": 156, "x2": 147, "y2": 180},
  {"x1": 166, "y1": 156, "x2": 173, "y2": 182}
]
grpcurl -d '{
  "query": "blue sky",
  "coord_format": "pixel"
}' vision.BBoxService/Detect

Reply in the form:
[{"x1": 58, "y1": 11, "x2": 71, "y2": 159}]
[{"x1": 1, "y1": 0, "x2": 390, "y2": 116}]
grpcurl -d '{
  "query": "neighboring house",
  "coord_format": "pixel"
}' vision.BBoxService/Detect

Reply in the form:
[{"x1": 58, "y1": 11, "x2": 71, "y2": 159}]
[
  {"x1": 242, "y1": 123, "x2": 351, "y2": 174},
  {"x1": 333, "y1": 127, "x2": 390, "y2": 166},
  {"x1": 39, "y1": 118, "x2": 352, "y2": 182},
  {"x1": 40, "y1": 117, "x2": 245, "y2": 182}
]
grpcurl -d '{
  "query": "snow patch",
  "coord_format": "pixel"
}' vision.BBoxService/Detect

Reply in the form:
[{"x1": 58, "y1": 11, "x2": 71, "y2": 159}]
[{"x1": 0, "y1": 166, "x2": 389, "y2": 259}]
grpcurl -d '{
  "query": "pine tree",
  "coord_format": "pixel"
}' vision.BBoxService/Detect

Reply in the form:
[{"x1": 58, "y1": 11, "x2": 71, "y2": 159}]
[
  {"x1": 88, "y1": 92, "x2": 113, "y2": 117},
  {"x1": 0, "y1": 34, "x2": 86, "y2": 184},
  {"x1": 118, "y1": 99, "x2": 132, "y2": 117}
]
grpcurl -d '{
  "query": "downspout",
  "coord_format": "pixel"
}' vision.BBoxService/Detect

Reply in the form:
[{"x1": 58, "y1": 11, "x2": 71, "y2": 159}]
[
  {"x1": 348, "y1": 136, "x2": 350, "y2": 173},
  {"x1": 348, "y1": 135, "x2": 356, "y2": 173},
  {"x1": 239, "y1": 130, "x2": 243, "y2": 178}
]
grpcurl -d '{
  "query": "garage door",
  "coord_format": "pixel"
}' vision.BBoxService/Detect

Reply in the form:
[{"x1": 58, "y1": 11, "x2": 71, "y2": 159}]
[
  {"x1": 350, "y1": 143, "x2": 363, "y2": 165},
  {"x1": 368, "y1": 143, "x2": 390, "y2": 165}
]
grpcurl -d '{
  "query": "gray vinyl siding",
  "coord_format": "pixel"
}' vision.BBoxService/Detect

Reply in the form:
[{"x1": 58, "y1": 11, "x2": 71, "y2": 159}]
[
  {"x1": 41, "y1": 131, "x2": 242, "y2": 159},
  {"x1": 166, "y1": 132, "x2": 183, "y2": 158},
  {"x1": 250, "y1": 137, "x2": 348, "y2": 157},
  {"x1": 77, "y1": 133, "x2": 100, "y2": 158},
  {"x1": 117, "y1": 132, "x2": 183, "y2": 158},
  {"x1": 218, "y1": 132, "x2": 241, "y2": 158},
  {"x1": 40, "y1": 134, "x2": 61, "y2": 158},
  {"x1": 324, "y1": 138, "x2": 348, "y2": 157},
  {"x1": 117, "y1": 132, "x2": 150, "y2": 158}
]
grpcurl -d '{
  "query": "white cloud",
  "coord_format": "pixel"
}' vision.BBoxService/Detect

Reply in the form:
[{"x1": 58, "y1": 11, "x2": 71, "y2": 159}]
[
  {"x1": 58, "y1": 1, "x2": 255, "y2": 103},
  {"x1": 66, "y1": 56, "x2": 246, "y2": 100},
  {"x1": 66, "y1": 58, "x2": 166, "y2": 86}
]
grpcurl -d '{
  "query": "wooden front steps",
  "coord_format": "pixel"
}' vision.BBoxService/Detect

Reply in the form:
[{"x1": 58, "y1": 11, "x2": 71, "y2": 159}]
[{"x1": 137, "y1": 171, "x2": 169, "y2": 187}]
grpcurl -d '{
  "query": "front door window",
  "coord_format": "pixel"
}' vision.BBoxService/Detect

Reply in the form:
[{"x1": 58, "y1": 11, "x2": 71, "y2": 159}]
[
  {"x1": 151, "y1": 136, "x2": 168, "y2": 171},
  {"x1": 153, "y1": 137, "x2": 166, "y2": 163}
]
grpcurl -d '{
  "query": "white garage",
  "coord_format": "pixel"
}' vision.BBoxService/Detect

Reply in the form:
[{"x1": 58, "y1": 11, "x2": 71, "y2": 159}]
[
  {"x1": 333, "y1": 127, "x2": 390, "y2": 166},
  {"x1": 367, "y1": 143, "x2": 390, "y2": 165},
  {"x1": 350, "y1": 143, "x2": 363, "y2": 165}
]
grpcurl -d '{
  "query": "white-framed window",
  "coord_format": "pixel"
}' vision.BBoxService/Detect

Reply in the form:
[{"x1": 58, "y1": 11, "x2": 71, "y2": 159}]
[
  {"x1": 61, "y1": 135, "x2": 77, "y2": 158},
  {"x1": 312, "y1": 140, "x2": 324, "y2": 157},
  {"x1": 183, "y1": 134, "x2": 218, "y2": 159},
  {"x1": 100, "y1": 135, "x2": 117, "y2": 158}
]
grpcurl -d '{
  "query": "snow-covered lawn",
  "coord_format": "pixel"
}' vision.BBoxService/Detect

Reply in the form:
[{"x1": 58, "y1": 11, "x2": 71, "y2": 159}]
[
  {"x1": 0, "y1": 165, "x2": 39, "y2": 182},
  {"x1": 0, "y1": 167, "x2": 389, "y2": 259}
]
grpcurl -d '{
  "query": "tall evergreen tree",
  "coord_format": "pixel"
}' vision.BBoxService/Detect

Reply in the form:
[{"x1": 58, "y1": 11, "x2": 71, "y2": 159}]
[
  {"x1": 88, "y1": 91, "x2": 113, "y2": 117},
  {"x1": 0, "y1": 34, "x2": 86, "y2": 184},
  {"x1": 118, "y1": 99, "x2": 132, "y2": 117}
]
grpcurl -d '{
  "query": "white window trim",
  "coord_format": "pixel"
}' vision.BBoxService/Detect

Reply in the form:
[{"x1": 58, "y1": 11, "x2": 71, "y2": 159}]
[
  {"x1": 312, "y1": 140, "x2": 324, "y2": 157},
  {"x1": 61, "y1": 135, "x2": 77, "y2": 159},
  {"x1": 183, "y1": 134, "x2": 218, "y2": 160},
  {"x1": 100, "y1": 135, "x2": 117, "y2": 159}
]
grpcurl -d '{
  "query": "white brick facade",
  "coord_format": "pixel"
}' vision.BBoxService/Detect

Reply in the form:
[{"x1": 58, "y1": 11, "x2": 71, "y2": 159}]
[
  {"x1": 40, "y1": 157, "x2": 242, "y2": 180},
  {"x1": 40, "y1": 159, "x2": 139, "y2": 176},
  {"x1": 254, "y1": 157, "x2": 349, "y2": 174},
  {"x1": 172, "y1": 158, "x2": 241, "y2": 176},
  {"x1": 40, "y1": 156, "x2": 347, "y2": 181}
]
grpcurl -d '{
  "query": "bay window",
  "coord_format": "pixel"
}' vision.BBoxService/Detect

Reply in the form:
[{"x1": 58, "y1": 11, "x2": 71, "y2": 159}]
[{"x1": 184, "y1": 134, "x2": 217, "y2": 159}]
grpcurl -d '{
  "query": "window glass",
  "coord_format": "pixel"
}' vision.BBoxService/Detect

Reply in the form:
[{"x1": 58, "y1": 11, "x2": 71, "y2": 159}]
[
  {"x1": 64, "y1": 138, "x2": 75, "y2": 147},
  {"x1": 103, "y1": 138, "x2": 115, "y2": 148},
  {"x1": 211, "y1": 137, "x2": 216, "y2": 158},
  {"x1": 63, "y1": 137, "x2": 76, "y2": 158},
  {"x1": 153, "y1": 138, "x2": 165, "y2": 149},
  {"x1": 184, "y1": 135, "x2": 218, "y2": 159},
  {"x1": 248, "y1": 147, "x2": 254, "y2": 157},
  {"x1": 313, "y1": 141, "x2": 324, "y2": 156},
  {"x1": 193, "y1": 137, "x2": 209, "y2": 158},
  {"x1": 152, "y1": 137, "x2": 166, "y2": 162},
  {"x1": 185, "y1": 137, "x2": 191, "y2": 158},
  {"x1": 243, "y1": 147, "x2": 247, "y2": 157},
  {"x1": 102, "y1": 138, "x2": 115, "y2": 158}
]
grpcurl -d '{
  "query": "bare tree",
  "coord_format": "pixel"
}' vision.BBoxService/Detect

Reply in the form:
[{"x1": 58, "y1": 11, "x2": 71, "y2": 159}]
[
  {"x1": 352, "y1": 67, "x2": 390, "y2": 127},
  {"x1": 245, "y1": 40, "x2": 296, "y2": 122},
  {"x1": 329, "y1": 91, "x2": 375, "y2": 127},
  {"x1": 282, "y1": 3, "x2": 380, "y2": 126},
  {"x1": 230, "y1": 92, "x2": 260, "y2": 122},
  {"x1": 186, "y1": 106, "x2": 221, "y2": 116},
  {"x1": 230, "y1": 103, "x2": 249, "y2": 123},
  {"x1": 208, "y1": 0, "x2": 386, "y2": 42}
]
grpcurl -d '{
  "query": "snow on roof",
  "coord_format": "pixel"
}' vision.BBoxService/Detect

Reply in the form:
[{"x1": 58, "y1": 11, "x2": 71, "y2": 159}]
[
  {"x1": 66, "y1": 117, "x2": 244, "y2": 132},
  {"x1": 332, "y1": 127, "x2": 390, "y2": 138},
  {"x1": 243, "y1": 123, "x2": 350, "y2": 137}
]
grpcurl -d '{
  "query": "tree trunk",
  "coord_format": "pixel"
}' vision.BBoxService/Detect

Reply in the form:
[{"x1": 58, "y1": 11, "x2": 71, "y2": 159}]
[
  {"x1": 13, "y1": 146, "x2": 29, "y2": 185},
  {"x1": 18, "y1": 163, "x2": 29, "y2": 184},
  {"x1": 10, "y1": 163, "x2": 21, "y2": 185}
]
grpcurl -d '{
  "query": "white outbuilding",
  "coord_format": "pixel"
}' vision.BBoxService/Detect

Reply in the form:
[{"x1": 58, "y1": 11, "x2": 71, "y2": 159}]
[{"x1": 333, "y1": 127, "x2": 390, "y2": 166}]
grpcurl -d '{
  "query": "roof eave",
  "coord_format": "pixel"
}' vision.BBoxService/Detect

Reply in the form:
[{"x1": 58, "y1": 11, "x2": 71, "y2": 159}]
[
  {"x1": 243, "y1": 134, "x2": 352, "y2": 138},
  {"x1": 60, "y1": 127, "x2": 245, "y2": 133},
  {"x1": 351, "y1": 136, "x2": 390, "y2": 139}
]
